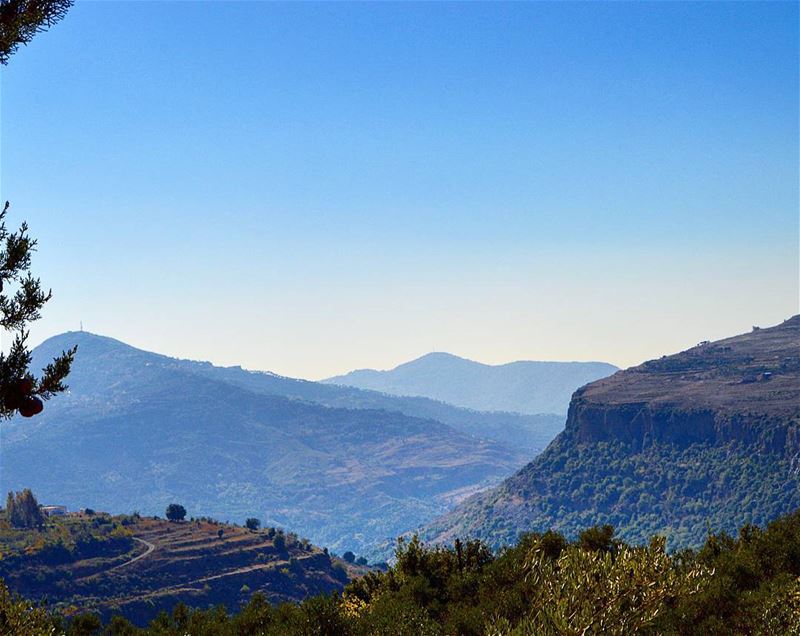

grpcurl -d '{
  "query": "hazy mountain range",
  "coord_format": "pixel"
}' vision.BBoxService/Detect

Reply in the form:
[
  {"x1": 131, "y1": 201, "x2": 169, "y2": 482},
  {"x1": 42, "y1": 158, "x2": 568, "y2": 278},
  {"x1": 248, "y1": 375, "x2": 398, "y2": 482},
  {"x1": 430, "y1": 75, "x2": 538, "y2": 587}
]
[
  {"x1": 422, "y1": 316, "x2": 800, "y2": 551},
  {"x1": 1, "y1": 332, "x2": 588, "y2": 559},
  {"x1": 324, "y1": 353, "x2": 618, "y2": 415}
]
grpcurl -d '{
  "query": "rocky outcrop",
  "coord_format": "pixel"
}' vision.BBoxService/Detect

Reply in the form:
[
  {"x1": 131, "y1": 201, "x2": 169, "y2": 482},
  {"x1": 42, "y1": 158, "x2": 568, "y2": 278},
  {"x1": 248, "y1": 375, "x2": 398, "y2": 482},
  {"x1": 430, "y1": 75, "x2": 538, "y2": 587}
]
[
  {"x1": 565, "y1": 315, "x2": 799, "y2": 455},
  {"x1": 565, "y1": 400, "x2": 799, "y2": 456}
]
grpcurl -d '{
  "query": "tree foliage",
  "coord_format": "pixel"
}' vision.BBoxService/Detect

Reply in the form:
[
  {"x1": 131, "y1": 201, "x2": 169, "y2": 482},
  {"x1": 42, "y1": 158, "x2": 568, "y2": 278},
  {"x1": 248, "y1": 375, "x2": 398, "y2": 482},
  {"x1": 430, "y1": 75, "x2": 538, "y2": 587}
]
[
  {"x1": 1, "y1": 510, "x2": 798, "y2": 634},
  {"x1": 0, "y1": 578, "x2": 56, "y2": 635},
  {"x1": 0, "y1": 0, "x2": 72, "y2": 65},
  {"x1": 5, "y1": 488, "x2": 44, "y2": 528},
  {"x1": 506, "y1": 536, "x2": 707, "y2": 635},
  {"x1": 0, "y1": 203, "x2": 75, "y2": 420},
  {"x1": 164, "y1": 504, "x2": 186, "y2": 523}
]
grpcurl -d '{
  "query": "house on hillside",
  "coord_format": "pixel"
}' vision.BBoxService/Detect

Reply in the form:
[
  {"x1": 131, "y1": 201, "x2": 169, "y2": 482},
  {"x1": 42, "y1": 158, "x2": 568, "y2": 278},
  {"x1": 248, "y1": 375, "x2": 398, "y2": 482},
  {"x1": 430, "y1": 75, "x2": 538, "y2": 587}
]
[{"x1": 41, "y1": 505, "x2": 68, "y2": 517}]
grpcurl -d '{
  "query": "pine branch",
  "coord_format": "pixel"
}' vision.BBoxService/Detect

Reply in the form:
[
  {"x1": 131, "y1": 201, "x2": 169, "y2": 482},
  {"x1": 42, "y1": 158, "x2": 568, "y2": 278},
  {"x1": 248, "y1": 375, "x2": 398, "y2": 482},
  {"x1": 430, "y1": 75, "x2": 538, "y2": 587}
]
[{"x1": 0, "y1": 0, "x2": 73, "y2": 65}]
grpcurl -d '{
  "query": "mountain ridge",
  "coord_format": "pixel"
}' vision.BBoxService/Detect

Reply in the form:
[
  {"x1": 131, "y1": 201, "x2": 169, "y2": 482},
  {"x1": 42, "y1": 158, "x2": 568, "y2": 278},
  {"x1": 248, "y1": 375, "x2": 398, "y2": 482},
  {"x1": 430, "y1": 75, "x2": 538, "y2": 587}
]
[
  {"x1": 324, "y1": 351, "x2": 618, "y2": 415},
  {"x1": 5, "y1": 332, "x2": 525, "y2": 559},
  {"x1": 29, "y1": 331, "x2": 565, "y2": 456}
]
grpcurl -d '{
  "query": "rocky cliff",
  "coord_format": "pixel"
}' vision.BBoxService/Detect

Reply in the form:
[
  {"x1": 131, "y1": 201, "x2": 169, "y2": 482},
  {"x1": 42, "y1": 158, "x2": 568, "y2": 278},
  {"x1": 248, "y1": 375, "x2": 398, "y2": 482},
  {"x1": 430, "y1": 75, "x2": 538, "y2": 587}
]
[
  {"x1": 567, "y1": 315, "x2": 799, "y2": 452},
  {"x1": 421, "y1": 316, "x2": 800, "y2": 550}
]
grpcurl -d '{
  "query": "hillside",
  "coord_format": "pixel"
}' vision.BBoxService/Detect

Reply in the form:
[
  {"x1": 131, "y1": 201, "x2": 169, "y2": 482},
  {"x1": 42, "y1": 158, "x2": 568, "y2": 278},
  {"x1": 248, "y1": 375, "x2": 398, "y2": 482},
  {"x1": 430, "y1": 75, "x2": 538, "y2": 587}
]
[
  {"x1": 422, "y1": 316, "x2": 800, "y2": 550},
  {"x1": 0, "y1": 511, "x2": 365, "y2": 626},
  {"x1": 167, "y1": 354, "x2": 564, "y2": 456},
  {"x1": 324, "y1": 352, "x2": 618, "y2": 415},
  {"x1": 32, "y1": 332, "x2": 563, "y2": 455},
  {"x1": 2, "y1": 333, "x2": 521, "y2": 560}
]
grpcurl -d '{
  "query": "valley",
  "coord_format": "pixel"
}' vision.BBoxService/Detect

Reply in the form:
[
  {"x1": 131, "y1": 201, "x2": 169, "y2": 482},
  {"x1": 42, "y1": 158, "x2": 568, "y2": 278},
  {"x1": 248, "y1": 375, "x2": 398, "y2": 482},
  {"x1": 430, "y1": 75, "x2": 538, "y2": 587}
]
[{"x1": 1, "y1": 332, "x2": 573, "y2": 560}]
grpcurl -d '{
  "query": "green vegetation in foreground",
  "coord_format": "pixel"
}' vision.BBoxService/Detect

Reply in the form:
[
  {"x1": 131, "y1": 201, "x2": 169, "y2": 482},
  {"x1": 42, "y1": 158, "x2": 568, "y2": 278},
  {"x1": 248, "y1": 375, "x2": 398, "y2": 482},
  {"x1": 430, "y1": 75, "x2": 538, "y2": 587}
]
[{"x1": 4, "y1": 509, "x2": 799, "y2": 635}]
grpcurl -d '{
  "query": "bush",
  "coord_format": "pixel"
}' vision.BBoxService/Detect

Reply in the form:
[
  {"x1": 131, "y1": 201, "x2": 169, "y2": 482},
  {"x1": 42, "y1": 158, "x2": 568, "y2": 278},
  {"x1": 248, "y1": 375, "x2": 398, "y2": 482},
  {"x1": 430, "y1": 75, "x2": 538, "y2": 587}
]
[{"x1": 67, "y1": 613, "x2": 102, "y2": 635}]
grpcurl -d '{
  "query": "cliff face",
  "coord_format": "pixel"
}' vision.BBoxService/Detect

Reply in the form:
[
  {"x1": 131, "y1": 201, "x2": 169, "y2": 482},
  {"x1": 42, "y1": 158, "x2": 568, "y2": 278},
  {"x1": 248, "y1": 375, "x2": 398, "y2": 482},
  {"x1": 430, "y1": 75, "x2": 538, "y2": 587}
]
[
  {"x1": 565, "y1": 316, "x2": 799, "y2": 454},
  {"x1": 565, "y1": 402, "x2": 799, "y2": 457},
  {"x1": 420, "y1": 317, "x2": 800, "y2": 551}
]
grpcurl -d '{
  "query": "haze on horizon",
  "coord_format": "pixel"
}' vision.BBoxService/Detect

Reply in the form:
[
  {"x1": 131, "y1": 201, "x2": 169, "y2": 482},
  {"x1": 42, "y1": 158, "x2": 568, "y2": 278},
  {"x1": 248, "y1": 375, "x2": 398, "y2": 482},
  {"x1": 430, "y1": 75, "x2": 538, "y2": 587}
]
[{"x1": 2, "y1": 2, "x2": 797, "y2": 380}]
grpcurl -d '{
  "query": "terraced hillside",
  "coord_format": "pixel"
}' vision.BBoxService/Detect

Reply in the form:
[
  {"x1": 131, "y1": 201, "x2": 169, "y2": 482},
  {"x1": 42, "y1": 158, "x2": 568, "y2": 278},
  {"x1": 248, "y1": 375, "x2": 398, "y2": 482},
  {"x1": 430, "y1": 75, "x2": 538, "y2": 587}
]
[{"x1": 0, "y1": 513, "x2": 364, "y2": 626}]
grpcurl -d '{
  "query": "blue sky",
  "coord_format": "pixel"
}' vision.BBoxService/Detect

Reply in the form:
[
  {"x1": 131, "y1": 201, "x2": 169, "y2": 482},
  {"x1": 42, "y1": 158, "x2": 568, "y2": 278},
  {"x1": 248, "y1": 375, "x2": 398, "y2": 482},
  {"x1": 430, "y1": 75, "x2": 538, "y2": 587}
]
[{"x1": 1, "y1": 1, "x2": 797, "y2": 378}]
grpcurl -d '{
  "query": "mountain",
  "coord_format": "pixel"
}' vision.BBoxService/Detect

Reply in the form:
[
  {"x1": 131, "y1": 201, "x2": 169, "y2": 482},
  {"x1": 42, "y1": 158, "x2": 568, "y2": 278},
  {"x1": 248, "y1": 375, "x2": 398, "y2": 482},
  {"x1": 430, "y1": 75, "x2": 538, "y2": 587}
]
[
  {"x1": 0, "y1": 512, "x2": 366, "y2": 626},
  {"x1": 324, "y1": 352, "x2": 618, "y2": 415},
  {"x1": 167, "y1": 356, "x2": 564, "y2": 456},
  {"x1": 422, "y1": 316, "x2": 800, "y2": 550},
  {"x1": 2, "y1": 332, "x2": 523, "y2": 560}
]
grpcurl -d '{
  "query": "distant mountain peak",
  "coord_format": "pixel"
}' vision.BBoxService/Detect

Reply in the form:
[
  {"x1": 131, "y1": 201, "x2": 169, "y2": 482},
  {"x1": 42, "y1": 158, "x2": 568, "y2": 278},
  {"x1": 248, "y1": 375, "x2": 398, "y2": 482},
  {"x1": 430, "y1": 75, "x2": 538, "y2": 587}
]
[
  {"x1": 324, "y1": 353, "x2": 618, "y2": 415},
  {"x1": 412, "y1": 351, "x2": 469, "y2": 362}
]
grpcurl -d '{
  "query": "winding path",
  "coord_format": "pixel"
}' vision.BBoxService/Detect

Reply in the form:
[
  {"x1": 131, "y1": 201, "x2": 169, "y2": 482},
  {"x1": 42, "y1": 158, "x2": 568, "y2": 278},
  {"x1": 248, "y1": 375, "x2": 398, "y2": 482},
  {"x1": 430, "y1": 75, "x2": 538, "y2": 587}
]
[{"x1": 107, "y1": 536, "x2": 155, "y2": 572}]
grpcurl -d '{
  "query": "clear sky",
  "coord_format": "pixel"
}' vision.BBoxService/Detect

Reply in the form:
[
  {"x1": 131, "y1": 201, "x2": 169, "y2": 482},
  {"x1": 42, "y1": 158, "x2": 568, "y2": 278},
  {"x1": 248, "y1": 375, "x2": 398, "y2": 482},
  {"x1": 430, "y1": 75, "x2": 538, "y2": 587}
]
[{"x1": 1, "y1": 1, "x2": 797, "y2": 379}]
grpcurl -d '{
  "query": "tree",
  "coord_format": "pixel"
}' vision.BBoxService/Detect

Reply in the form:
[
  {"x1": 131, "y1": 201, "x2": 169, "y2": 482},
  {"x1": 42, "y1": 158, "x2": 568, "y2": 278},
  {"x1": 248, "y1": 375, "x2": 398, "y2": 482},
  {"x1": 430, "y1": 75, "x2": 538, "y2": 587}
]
[
  {"x1": 519, "y1": 536, "x2": 708, "y2": 635},
  {"x1": 578, "y1": 524, "x2": 618, "y2": 554},
  {"x1": 5, "y1": 488, "x2": 44, "y2": 528},
  {"x1": 66, "y1": 613, "x2": 102, "y2": 636},
  {"x1": 1, "y1": 2, "x2": 76, "y2": 417},
  {"x1": 165, "y1": 503, "x2": 186, "y2": 522},
  {"x1": 0, "y1": 203, "x2": 75, "y2": 420},
  {"x1": 245, "y1": 517, "x2": 261, "y2": 532},
  {"x1": 1, "y1": 0, "x2": 73, "y2": 65},
  {"x1": 342, "y1": 551, "x2": 356, "y2": 564}
]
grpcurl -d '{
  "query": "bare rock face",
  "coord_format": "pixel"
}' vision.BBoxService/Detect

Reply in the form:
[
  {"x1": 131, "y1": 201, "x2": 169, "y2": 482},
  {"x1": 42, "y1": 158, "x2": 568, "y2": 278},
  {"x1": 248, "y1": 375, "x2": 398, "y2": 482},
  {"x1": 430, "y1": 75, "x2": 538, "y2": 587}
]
[{"x1": 565, "y1": 316, "x2": 799, "y2": 455}]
